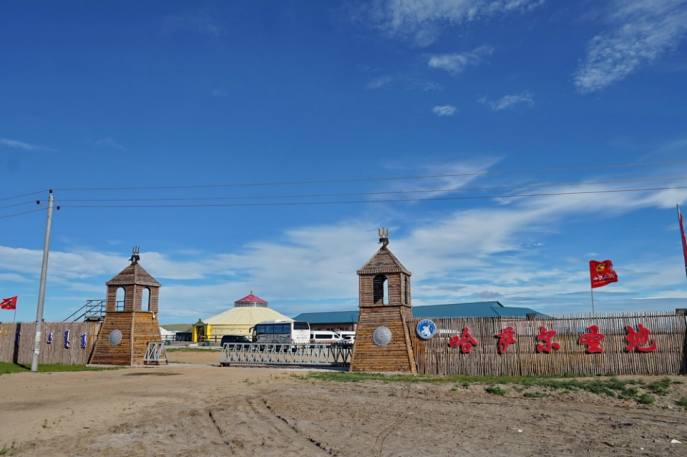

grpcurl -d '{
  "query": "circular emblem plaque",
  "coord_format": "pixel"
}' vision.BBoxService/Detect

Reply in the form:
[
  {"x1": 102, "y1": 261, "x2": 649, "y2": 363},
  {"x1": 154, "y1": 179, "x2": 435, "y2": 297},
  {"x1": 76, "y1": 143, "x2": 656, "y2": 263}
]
[
  {"x1": 372, "y1": 326, "x2": 392, "y2": 346},
  {"x1": 416, "y1": 319, "x2": 437, "y2": 340},
  {"x1": 108, "y1": 329, "x2": 123, "y2": 346}
]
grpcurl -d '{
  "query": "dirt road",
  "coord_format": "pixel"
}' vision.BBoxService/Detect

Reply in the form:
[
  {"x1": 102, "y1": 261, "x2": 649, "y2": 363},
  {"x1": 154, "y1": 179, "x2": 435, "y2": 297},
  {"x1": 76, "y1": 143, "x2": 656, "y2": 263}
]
[{"x1": 1, "y1": 352, "x2": 686, "y2": 456}]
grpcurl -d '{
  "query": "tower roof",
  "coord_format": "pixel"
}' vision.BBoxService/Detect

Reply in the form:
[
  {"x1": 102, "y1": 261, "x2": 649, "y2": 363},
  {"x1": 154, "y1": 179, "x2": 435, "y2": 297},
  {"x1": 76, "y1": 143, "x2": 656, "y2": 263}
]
[
  {"x1": 357, "y1": 245, "x2": 411, "y2": 276},
  {"x1": 106, "y1": 262, "x2": 161, "y2": 287},
  {"x1": 235, "y1": 293, "x2": 267, "y2": 304}
]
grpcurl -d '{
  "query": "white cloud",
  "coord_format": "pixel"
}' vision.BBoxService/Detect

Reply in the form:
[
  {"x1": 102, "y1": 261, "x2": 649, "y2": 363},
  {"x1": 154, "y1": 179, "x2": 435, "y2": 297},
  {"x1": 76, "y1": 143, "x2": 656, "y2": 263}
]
[
  {"x1": 94, "y1": 138, "x2": 125, "y2": 150},
  {"x1": 373, "y1": 0, "x2": 545, "y2": 45},
  {"x1": 432, "y1": 105, "x2": 457, "y2": 116},
  {"x1": 428, "y1": 46, "x2": 493, "y2": 74},
  {"x1": 574, "y1": 0, "x2": 687, "y2": 93},
  {"x1": 161, "y1": 11, "x2": 222, "y2": 38},
  {"x1": 367, "y1": 76, "x2": 392, "y2": 89},
  {"x1": 4, "y1": 162, "x2": 687, "y2": 320},
  {"x1": 482, "y1": 91, "x2": 534, "y2": 110},
  {"x1": 0, "y1": 138, "x2": 51, "y2": 151}
]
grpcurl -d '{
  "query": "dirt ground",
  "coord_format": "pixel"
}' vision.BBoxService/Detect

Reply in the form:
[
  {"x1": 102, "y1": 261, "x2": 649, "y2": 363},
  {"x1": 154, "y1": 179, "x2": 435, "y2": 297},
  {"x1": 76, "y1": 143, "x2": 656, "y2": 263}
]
[{"x1": 1, "y1": 351, "x2": 687, "y2": 457}]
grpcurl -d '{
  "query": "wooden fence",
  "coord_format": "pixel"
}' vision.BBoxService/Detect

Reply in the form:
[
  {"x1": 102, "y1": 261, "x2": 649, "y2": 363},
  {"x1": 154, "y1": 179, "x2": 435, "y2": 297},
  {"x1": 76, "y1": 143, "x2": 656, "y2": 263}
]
[
  {"x1": 0, "y1": 321, "x2": 102, "y2": 365},
  {"x1": 409, "y1": 311, "x2": 687, "y2": 376}
]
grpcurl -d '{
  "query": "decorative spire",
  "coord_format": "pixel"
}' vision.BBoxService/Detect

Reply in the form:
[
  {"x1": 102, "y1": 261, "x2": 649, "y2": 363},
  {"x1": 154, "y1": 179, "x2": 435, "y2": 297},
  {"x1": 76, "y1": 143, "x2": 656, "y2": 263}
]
[
  {"x1": 378, "y1": 227, "x2": 389, "y2": 247},
  {"x1": 130, "y1": 246, "x2": 141, "y2": 264}
]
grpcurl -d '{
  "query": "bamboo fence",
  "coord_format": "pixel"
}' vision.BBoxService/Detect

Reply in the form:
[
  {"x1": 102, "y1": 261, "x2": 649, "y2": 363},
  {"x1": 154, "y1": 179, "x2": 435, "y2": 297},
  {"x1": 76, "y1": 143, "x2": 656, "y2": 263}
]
[
  {"x1": 408, "y1": 311, "x2": 687, "y2": 376},
  {"x1": 0, "y1": 321, "x2": 101, "y2": 365}
]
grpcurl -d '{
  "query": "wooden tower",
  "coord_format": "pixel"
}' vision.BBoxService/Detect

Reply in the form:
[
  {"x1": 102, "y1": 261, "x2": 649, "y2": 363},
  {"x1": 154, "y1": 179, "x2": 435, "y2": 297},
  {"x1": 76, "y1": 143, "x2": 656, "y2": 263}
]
[
  {"x1": 350, "y1": 228, "x2": 416, "y2": 374},
  {"x1": 90, "y1": 247, "x2": 162, "y2": 366}
]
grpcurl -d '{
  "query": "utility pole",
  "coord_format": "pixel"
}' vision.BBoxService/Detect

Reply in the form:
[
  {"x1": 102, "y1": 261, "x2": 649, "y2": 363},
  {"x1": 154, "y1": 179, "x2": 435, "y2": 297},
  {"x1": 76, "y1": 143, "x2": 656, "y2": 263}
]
[{"x1": 31, "y1": 190, "x2": 58, "y2": 372}]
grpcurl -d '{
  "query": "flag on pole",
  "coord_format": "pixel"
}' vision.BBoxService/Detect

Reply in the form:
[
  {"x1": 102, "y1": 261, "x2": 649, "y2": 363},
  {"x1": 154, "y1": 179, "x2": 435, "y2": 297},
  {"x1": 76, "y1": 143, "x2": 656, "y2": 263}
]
[
  {"x1": 1, "y1": 296, "x2": 18, "y2": 310},
  {"x1": 589, "y1": 260, "x2": 618, "y2": 289},
  {"x1": 679, "y1": 205, "x2": 687, "y2": 279}
]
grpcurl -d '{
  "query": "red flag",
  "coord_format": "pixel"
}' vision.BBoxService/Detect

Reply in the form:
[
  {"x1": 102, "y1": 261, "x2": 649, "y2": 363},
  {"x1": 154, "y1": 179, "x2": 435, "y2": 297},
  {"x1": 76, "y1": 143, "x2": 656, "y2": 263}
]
[
  {"x1": 1, "y1": 296, "x2": 17, "y2": 310},
  {"x1": 589, "y1": 260, "x2": 618, "y2": 289},
  {"x1": 679, "y1": 205, "x2": 687, "y2": 280}
]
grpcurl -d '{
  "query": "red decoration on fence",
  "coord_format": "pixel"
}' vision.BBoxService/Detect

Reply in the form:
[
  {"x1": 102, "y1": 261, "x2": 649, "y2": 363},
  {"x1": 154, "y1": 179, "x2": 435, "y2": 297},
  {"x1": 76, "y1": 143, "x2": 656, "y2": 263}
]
[
  {"x1": 496, "y1": 326, "x2": 517, "y2": 354},
  {"x1": 536, "y1": 326, "x2": 560, "y2": 353},
  {"x1": 625, "y1": 323, "x2": 657, "y2": 352},
  {"x1": 449, "y1": 327, "x2": 478, "y2": 353},
  {"x1": 579, "y1": 325, "x2": 605, "y2": 353}
]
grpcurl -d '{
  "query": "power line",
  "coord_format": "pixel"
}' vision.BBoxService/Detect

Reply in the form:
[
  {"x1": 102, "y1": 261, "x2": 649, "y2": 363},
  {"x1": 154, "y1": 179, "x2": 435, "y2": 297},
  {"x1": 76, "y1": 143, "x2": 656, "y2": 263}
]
[
  {"x1": 53, "y1": 176, "x2": 687, "y2": 203},
  {"x1": 0, "y1": 189, "x2": 49, "y2": 202},
  {"x1": 56, "y1": 185, "x2": 687, "y2": 208},
  {"x1": 0, "y1": 201, "x2": 35, "y2": 210},
  {"x1": 0, "y1": 208, "x2": 46, "y2": 219},
  {"x1": 51, "y1": 160, "x2": 687, "y2": 192}
]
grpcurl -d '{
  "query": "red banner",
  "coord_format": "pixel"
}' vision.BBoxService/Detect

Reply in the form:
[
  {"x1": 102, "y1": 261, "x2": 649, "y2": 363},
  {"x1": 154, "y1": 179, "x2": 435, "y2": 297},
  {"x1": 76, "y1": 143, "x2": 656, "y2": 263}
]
[
  {"x1": 589, "y1": 260, "x2": 618, "y2": 289},
  {"x1": 679, "y1": 206, "x2": 687, "y2": 279},
  {"x1": 1, "y1": 296, "x2": 17, "y2": 310}
]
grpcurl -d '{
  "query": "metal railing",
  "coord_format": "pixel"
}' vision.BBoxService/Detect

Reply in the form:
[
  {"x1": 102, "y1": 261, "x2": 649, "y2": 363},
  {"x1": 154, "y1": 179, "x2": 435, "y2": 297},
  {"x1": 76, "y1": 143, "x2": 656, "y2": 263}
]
[
  {"x1": 63, "y1": 299, "x2": 107, "y2": 322},
  {"x1": 143, "y1": 342, "x2": 168, "y2": 365},
  {"x1": 219, "y1": 343, "x2": 352, "y2": 367}
]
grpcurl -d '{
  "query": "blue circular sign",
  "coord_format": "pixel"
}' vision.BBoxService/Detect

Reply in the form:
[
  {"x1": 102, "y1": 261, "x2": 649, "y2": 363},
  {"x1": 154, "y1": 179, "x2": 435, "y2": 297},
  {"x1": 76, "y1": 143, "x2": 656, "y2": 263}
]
[{"x1": 416, "y1": 319, "x2": 437, "y2": 340}]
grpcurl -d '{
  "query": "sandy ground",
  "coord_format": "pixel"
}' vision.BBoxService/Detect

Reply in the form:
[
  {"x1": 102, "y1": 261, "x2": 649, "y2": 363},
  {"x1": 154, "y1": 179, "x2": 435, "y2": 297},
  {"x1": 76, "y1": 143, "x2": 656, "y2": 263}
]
[{"x1": 1, "y1": 351, "x2": 687, "y2": 457}]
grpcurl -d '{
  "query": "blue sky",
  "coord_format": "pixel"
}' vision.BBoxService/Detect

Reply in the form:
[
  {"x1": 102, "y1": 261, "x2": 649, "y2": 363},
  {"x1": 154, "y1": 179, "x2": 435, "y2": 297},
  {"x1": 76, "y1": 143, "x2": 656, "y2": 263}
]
[{"x1": 1, "y1": 0, "x2": 687, "y2": 324}]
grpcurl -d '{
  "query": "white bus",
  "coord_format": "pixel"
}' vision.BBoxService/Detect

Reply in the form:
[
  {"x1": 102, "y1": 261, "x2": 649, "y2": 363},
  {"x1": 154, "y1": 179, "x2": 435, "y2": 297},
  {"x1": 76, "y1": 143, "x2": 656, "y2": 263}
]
[{"x1": 251, "y1": 320, "x2": 310, "y2": 345}]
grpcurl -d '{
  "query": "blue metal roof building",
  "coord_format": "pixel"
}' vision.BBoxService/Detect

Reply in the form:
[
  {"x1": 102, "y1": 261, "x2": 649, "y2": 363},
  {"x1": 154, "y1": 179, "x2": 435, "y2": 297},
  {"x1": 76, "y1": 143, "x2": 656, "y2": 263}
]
[{"x1": 293, "y1": 301, "x2": 545, "y2": 330}]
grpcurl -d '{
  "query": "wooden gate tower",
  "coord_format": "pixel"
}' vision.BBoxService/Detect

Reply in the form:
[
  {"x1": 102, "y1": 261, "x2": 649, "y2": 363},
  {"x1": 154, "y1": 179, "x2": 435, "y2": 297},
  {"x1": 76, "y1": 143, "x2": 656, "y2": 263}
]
[
  {"x1": 90, "y1": 247, "x2": 162, "y2": 365},
  {"x1": 350, "y1": 229, "x2": 416, "y2": 373}
]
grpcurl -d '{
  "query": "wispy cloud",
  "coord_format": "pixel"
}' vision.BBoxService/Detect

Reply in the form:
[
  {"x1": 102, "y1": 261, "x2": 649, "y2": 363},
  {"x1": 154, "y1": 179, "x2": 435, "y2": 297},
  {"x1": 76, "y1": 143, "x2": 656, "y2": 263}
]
[
  {"x1": 428, "y1": 46, "x2": 493, "y2": 74},
  {"x1": 94, "y1": 138, "x2": 125, "y2": 151},
  {"x1": 0, "y1": 138, "x2": 51, "y2": 151},
  {"x1": 161, "y1": 11, "x2": 222, "y2": 38},
  {"x1": 574, "y1": 0, "x2": 687, "y2": 93},
  {"x1": 372, "y1": 0, "x2": 545, "y2": 46},
  {"x1": 481, "y1": 91, "x2": 534, "y2": 110},
  {"x1": 367, "y1": 76, "x2": 393, "y2": 89},
  {"x1": 432, "y1": 105, "x2": 457, "y2": 116}
]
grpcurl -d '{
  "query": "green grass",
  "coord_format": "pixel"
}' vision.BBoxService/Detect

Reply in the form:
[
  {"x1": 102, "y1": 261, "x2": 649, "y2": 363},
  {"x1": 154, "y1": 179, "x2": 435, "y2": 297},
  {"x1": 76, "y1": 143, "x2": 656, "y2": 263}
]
[
  {"x1": 485, "y1": 386, "x2": 507, "y2": 396},
  {"x1": 676, "y1": 396, "x2": 687, "y2": 409},
  {"x1": 638, "y1": 393, "x2": 655, "y2": 404},
  {"x1": 0, "y1": 362, "x2": 117, "y2": 375},
  {"x1": 301, "y1": 372, "x2": 678, "y2": 405}
]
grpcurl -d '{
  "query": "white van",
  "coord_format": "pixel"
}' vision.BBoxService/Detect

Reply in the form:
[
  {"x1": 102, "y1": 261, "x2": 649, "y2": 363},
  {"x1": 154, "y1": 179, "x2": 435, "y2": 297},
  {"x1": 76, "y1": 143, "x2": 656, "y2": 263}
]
[
  {"x1": 310, "y1": 331, "x2": 342, "y2": 344},
  {"x1": 336, "y1": 331, "x2": 356, "y2": 344}
]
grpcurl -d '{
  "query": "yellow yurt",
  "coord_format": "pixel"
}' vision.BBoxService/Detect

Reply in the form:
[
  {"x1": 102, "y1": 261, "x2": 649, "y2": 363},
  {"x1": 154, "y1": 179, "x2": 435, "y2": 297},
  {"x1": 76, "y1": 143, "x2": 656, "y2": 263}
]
[{"x1": 192, "y1": 292, "x2": 292, "y2": 342}]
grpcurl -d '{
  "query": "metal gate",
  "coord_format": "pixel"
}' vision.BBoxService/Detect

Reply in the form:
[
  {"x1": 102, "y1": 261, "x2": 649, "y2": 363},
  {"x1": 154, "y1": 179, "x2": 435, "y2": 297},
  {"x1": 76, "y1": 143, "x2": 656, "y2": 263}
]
[
  {"x1": 219, "y1": 343, "x2": 352, "y2": 367},
  {"x1": 143, "y1": 342, "x2": 168, "y2": 365}
]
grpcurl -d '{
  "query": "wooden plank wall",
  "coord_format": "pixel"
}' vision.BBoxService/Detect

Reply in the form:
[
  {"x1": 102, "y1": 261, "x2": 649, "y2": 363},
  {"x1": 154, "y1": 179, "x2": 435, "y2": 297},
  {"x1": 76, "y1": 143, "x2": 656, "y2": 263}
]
[
  {"x1": 409, "y1": 311, "x2": 687, "y2": 376},
  {"x1": 351, "y1": 306, "x2": 415, "y2": 373},
  {"x1": 0, "y1": 321, "x2": 101, "y2": 365}
]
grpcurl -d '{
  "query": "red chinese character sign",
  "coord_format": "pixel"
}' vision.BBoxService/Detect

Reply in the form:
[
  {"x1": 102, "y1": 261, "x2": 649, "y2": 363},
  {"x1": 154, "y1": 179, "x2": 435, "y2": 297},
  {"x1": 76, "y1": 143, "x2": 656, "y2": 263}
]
[
  {"x1": 449, "y1": 327, "x2": 478, "y2": 353},
  {"x1": 589, "y1": 260, "x2": 618, "y2": 288},
  {"x1": 579, "y1": 325, "x2": 605, "y2": 353},
  {"x1": 496, "y1": 326, "x2": 517, "y2": 354},
  {"x1": 625, "y1": 323, "x2": 657, "y2": 352},
  {"x1": 536, "y1": 326, "x2": 560, "y2": 353}
]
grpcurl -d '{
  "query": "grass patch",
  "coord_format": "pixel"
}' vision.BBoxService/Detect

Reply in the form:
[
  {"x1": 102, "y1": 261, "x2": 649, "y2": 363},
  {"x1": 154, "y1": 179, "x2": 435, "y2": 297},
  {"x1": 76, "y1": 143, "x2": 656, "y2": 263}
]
[
  {"x1": 676, "y1": 396, "x2": 687, "y2": 409},
  {"x1": 301, "y1": 372, "x2": 673, "y2": 405},
  {"x1": 638, "y1": 394, "x2": 655, "y2": 405},
  {"x1": 485, "y1": 386, "x2": 507, "y2": 396},
  {"x1": 523, "y1": 391, "x2": 546, "y2": 398},
  {"x1": 0, "y1": 362, "x2": 117, "y2": 375}
]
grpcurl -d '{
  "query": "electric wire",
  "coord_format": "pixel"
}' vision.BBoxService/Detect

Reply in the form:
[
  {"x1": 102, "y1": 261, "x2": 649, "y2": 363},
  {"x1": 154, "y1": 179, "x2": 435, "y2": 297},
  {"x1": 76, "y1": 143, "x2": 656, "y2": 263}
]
[
  {"x1": 0, "y1": 189, "x2": 49, "y2": 202},
  {"x1": 56, "y1": 185, "x2": 687, "y2": 208},
  {"x1": 51, "y1": 159, "x2": 687, "y2": 192},
  {"x1": 53, "y1": 176, "x2": 687, "y2": 203},
  {"x1": 0, "y1": 208, "x2": 46, "y2": 219},
  {"x1": 0, "y1": 201, "x2": 35, "y2": 210}
]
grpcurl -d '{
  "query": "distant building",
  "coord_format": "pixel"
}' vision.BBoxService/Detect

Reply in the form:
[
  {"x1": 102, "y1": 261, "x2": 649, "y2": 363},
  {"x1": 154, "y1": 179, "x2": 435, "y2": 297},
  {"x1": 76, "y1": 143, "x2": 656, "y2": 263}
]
[
  {"x1": 293, "y1": 301, "x2": 544, "y2": 332},
  {"x1": 193, "y1": 292, "x2": 292, "y2": 342}
]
